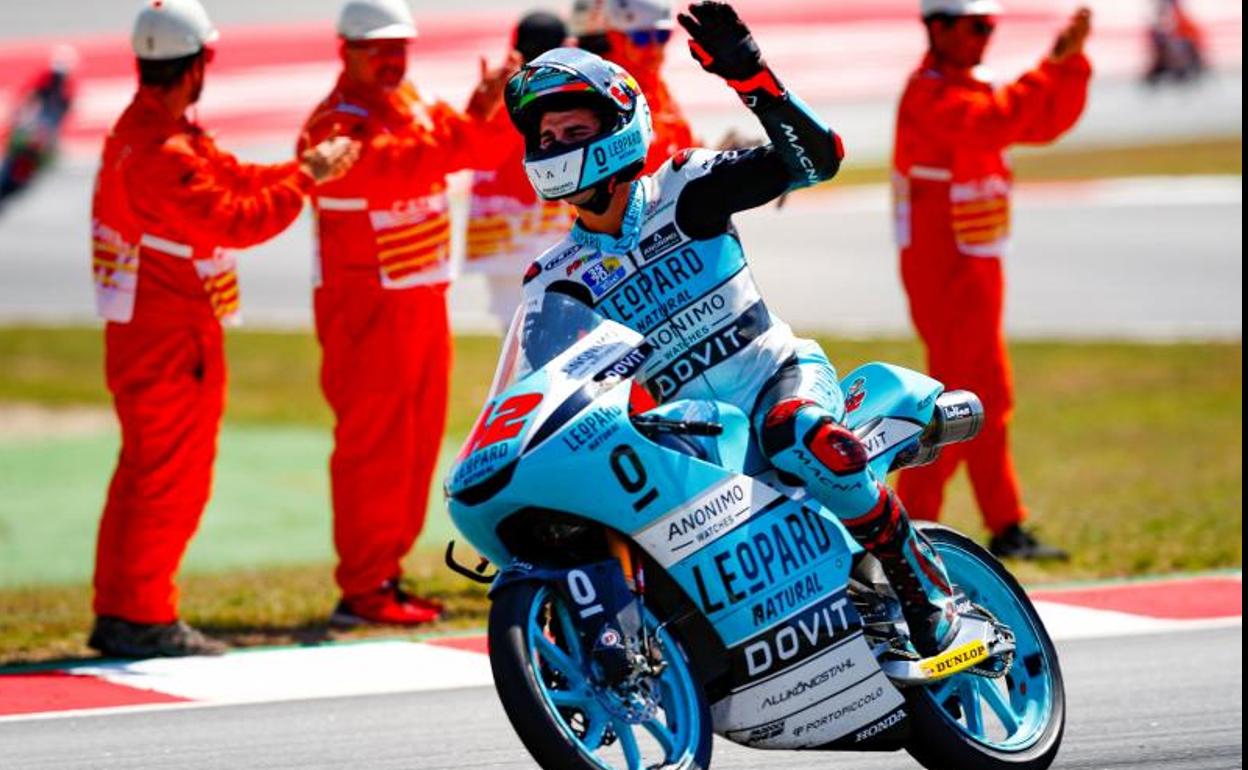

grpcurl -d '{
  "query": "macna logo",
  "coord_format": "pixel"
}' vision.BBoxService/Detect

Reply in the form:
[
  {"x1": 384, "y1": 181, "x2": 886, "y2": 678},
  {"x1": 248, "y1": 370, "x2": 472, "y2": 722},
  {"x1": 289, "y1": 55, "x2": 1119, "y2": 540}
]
[
  {"x1": 920, "y1": 640, "x2": 989, "y2": 678},
  {"x1": 780, "y1": 122, "x2": 820, "y2": 185}
]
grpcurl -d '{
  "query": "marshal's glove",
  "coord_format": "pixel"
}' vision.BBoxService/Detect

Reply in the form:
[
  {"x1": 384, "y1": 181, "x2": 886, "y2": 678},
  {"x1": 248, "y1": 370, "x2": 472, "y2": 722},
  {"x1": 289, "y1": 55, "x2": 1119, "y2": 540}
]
[{"x1": 677, "y1": 1, "x2": 785, "y2": 107}]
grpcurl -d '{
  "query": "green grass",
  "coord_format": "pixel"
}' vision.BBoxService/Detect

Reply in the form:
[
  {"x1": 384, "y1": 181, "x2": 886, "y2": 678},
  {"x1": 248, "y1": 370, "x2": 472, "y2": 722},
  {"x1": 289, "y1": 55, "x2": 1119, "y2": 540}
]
[
  {"x1": 0, "y1": 329, "x2": 1241, "y2": 664},
  {"x1": 0, "y1": 328, "x2": 501, "y2": 438},
  {"x1": 0, "y1": 555, "x2": 491, "y2": 666},
  {"x1": 815, "y1": 136, "x2": 1243, "y2": 188}
]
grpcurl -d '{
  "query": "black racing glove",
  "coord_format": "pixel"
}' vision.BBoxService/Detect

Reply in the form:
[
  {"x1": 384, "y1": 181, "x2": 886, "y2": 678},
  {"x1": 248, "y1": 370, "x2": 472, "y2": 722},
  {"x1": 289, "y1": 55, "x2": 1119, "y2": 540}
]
[{"x1": 677, "y1": 1, "x2": 785, "y2": 107}]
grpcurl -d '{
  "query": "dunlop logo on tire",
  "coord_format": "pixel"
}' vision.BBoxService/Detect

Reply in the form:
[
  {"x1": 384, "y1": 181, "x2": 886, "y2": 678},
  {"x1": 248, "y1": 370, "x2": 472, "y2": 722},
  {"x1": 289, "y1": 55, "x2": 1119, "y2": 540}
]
[{"x1": 920, "y1": 640, "x2": 989, "y2": 678}]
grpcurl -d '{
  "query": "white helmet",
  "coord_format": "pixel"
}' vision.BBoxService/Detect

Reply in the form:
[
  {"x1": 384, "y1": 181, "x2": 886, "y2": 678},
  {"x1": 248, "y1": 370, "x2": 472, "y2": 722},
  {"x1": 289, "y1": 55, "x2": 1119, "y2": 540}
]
[
  {"x1": 920, "y1": 0, "x2": 1002, "y2": 17},
  {"x1": 131, "y1": 0, "x2": 219, "y2": 61},
  {"x1": 603, "y1": 0, "x2": 673, "y2": 33},
  {"x1": 337, "y1": 0, "x2": 418, "y2": 41}
]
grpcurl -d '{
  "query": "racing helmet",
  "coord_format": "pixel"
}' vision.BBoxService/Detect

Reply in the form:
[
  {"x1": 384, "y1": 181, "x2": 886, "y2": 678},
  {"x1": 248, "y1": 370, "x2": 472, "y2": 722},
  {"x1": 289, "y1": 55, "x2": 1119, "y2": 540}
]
[{"x1": 504, "y1": 47, "x2": 652, "y2": 203}]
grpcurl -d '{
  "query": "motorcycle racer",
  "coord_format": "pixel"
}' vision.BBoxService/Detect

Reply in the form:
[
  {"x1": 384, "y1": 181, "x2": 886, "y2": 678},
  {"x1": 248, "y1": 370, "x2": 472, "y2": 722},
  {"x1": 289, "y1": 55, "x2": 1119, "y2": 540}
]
[{"x1": 510, "y1": 1, "x2": 962, "y2": 655}]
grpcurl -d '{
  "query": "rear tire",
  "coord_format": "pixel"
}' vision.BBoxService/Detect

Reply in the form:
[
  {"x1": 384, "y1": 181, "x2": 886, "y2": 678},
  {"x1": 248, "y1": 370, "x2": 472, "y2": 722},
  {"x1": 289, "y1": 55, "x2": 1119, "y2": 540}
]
[
  {"x1": 904, "y1": 523, "x2": 1066, "y2": 770},
  {"x1": 488, "y1": 580, "x2": 713, "y2": 770}
]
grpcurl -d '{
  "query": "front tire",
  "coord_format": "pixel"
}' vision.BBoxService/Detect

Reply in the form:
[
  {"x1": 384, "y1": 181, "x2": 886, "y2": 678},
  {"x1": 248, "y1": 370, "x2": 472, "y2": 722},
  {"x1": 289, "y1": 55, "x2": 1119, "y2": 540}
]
[
  {"x1": 488, "y1": 580, "x2": 713, "y2": 770},
  {"x1": 905, "y1": 523, "x2": 1066, "y2": 770}
]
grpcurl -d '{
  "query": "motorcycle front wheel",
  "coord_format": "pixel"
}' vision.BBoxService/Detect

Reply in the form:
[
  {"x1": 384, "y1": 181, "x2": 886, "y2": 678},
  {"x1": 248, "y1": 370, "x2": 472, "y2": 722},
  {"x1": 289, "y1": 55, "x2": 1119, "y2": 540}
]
[
  {"x1": 905, "y1": 523, "x2": 1066, "y2": 770},
  {"x1": 489, "y1": 580, "x2": 713, "y2": 770}
]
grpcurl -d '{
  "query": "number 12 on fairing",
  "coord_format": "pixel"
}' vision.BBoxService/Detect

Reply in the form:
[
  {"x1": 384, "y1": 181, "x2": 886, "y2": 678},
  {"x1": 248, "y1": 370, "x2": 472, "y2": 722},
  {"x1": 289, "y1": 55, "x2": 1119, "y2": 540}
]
[{"x1": 462, "y1": 393, "x2": 543, "y2": 456}]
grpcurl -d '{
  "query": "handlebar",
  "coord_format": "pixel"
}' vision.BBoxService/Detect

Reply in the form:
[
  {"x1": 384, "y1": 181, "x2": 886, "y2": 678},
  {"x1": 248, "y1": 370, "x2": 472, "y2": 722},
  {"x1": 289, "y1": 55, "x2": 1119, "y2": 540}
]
[{"x1": 631, "y1": 414, "x2": 724, "y2": 437}]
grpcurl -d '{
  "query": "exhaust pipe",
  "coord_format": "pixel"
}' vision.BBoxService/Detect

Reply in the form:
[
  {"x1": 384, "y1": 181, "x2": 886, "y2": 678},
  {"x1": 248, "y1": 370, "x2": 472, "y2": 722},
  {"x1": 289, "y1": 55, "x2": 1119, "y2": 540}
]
[
  {"x1": 927, "y1": 390, "x2": 984, "y2": 445},
  {"x1": 892, "y1": 390, "x2": 985, "y2": 470}
]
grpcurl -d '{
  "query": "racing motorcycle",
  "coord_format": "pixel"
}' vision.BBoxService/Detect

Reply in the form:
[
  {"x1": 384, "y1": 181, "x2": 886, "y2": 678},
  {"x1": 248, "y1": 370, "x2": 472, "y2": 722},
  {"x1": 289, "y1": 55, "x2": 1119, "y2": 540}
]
[
  {"x1": 446, "y1": 294, "x2": 1065, "y2": 770},
  {"x1": 0, "y1": 68, "x2": 73, "y2": 210}
]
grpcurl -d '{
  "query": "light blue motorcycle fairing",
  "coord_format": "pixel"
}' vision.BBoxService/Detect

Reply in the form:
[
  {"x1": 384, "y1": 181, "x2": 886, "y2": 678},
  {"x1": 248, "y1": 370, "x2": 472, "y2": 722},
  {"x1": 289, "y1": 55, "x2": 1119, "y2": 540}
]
[
  {"x1": 447, "y1": 328, "x2": 944, "y2": 750},
  {"x1": 839, "y1": 362, "x2": 944, "y2": 480}
]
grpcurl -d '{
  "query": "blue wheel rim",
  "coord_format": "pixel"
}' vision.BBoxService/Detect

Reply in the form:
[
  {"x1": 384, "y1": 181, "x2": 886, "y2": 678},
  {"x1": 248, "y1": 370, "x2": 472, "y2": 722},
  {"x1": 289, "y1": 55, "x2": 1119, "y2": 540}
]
[
  {"x1": 525, "y1": 585, "x2": 703, "y2": 770},
  {"x1": 922, "y1": 542, "x2": 1057, "y2": 752}
]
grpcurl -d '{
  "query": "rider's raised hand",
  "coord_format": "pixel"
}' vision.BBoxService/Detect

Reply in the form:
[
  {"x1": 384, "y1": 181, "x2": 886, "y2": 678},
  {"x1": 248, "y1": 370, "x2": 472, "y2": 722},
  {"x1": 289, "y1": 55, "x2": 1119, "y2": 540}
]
[
  {"x1": 677, "y1": 2, "x2": 765, "y2": 82},
  {"x1": 678, "y1": 2, "x2": 786, "y2": 106}
]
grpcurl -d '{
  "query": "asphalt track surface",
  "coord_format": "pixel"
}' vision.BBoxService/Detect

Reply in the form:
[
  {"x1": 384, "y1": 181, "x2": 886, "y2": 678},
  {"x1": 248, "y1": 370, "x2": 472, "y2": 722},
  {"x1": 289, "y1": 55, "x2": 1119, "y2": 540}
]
[{"x1": 3, "y1": 626, "x2": 1241, "y2": 770}]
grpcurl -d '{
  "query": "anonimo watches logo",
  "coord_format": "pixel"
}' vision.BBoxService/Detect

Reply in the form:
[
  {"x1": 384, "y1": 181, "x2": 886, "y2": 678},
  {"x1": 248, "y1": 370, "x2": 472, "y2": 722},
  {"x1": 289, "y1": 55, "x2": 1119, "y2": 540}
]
[{"x1": 632, "y1": 477, "x2": 781, "y2": 568}]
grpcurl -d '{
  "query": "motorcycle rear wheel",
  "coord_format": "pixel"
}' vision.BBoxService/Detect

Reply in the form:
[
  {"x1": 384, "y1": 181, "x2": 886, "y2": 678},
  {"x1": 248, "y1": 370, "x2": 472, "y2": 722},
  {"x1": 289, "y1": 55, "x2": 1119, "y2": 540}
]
[
  {"x1": 488, "y1": 580, "x2": 713, "y2": 770},
  {"x1": 905, "y1": 523, "x2": 1066, "y2": 770}
]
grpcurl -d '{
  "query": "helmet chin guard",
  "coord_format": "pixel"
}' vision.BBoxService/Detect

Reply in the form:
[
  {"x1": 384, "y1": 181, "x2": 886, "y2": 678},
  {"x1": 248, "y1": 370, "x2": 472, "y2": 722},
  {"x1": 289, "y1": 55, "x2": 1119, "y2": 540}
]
[{"x1": 505, "y1": 48, "x2": 653, "y2": 203}]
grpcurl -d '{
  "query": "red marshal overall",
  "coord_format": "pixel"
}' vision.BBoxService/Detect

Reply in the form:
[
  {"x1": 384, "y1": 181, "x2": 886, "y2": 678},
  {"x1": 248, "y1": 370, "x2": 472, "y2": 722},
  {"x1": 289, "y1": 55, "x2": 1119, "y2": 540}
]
[
  {"x1": 92, "y1": 89, "x2": 312, "y2": 623},
  {"x1": 892, "y1": 51, "x2": 1091, "y2": 534}
]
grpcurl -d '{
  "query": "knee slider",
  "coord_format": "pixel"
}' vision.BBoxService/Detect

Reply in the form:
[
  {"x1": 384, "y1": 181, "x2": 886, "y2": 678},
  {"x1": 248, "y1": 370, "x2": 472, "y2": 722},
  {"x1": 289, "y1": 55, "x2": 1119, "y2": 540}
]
[{"x1": 804, "y1": 418, "x2": 868, "y2": 476}]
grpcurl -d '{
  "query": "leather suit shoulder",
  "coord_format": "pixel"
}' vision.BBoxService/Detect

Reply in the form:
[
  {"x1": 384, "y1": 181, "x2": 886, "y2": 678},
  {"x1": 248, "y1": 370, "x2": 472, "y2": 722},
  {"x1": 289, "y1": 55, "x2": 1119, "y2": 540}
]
[{"x1": 526, "y1": 237, "x2": 584, "y2": 286}]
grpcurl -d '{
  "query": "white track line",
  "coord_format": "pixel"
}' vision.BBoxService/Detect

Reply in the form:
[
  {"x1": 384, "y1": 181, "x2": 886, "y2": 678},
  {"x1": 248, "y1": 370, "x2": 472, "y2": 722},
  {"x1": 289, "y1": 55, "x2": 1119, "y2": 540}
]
[{"x1": 1, "y1": 604, "x2": 1239, "y2": 723}]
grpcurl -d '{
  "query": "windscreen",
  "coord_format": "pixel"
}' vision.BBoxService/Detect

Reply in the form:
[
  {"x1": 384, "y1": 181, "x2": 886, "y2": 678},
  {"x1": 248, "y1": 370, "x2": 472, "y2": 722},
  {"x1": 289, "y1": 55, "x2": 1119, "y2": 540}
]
[{"x1": 485, "y1": 293, "x2": 608, "y2": 402}]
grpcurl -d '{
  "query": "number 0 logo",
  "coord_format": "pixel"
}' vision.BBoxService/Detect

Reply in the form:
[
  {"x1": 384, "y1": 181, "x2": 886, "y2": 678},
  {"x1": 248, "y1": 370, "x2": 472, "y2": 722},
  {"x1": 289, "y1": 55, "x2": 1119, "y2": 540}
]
[{"x1": 610, "y1": 445, "x2": 660, "y2": 512}]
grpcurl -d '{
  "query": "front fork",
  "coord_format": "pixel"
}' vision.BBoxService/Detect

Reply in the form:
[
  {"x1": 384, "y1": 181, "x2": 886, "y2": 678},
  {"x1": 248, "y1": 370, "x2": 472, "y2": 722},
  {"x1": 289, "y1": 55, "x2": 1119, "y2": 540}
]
[
  {"x1": 560, "y1": 532, "x2": 657, "y2": 686},
  {"x1": 455, "y1": 532, "x2": 660, "y2": 684},
  {"x1": 606, "y1": 530, "x2": 642, "y2": 593}
]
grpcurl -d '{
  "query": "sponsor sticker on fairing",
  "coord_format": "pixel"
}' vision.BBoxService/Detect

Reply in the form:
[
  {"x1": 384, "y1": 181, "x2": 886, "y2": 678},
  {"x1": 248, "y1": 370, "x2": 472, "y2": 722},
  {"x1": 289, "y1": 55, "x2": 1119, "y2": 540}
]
[
  {"x1": 592, "y1": 344, "x2": 652, "y2": 385},
  {"x1": 711, "y1": 628, "x2": 873, "y2": 729},
  {"x1": 560, "y1": 342, "x2": 633, "y2": 379},
  {"x1": 632, "y1": 476, "x2": 782, "y2": 568},
  {"x1": 684, "y1": 505, "x2": 844, "y2": 619},
  {"x1": 855, "y1": 417, "x2": 923, "y2": 460},
  {"x1": 722, "y1": 669, "x2": 904, "y2": 749},
  {"x1": 852, "y1": 707, "x2": 907, "y2": 743},
  {"x1": 734, "y1": 592, "x2": 856, "y2": 681},
  {"x1": 561, "y1": 404, "x2": 623, "y2": 453},
  {"x1": 789, "y1": 674, "x2": 903, "y2": 745},
  {"x1": 844, "y1": 377, "x2": 867, "y2": 414},
  {"x1": 742, "y1": 719, "x2": 785, "y2": 744}
]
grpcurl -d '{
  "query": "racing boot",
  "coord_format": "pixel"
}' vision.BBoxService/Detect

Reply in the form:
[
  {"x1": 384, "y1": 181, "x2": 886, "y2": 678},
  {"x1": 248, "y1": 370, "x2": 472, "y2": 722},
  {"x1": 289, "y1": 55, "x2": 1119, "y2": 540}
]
[{"x1": 845, "y1": 486, "x2": 960, "y2": 657}]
